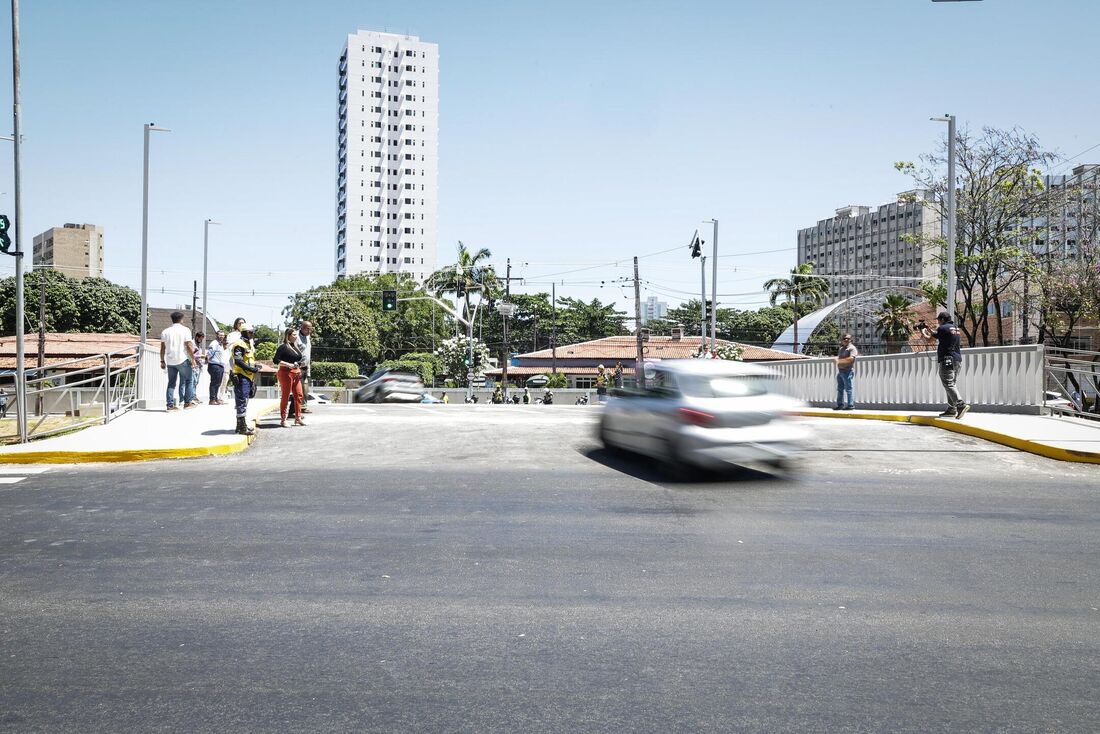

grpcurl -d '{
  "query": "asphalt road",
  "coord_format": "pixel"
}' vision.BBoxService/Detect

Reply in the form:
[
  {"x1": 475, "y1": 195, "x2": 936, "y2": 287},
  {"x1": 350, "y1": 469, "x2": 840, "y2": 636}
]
[{"x1": 1, "y1": 405, "x2": 1098, "y2": 733}]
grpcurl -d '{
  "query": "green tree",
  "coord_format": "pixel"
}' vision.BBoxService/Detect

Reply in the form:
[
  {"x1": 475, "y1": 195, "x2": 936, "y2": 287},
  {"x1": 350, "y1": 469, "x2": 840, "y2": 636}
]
[
  {"x1": 895, "y1": 126, "x2": 1062, "y2": 345},
  {"x1": 426, "y1": 241, "x2": 500, "y2": 328},
  {"x1": 253, "y1": 324, "x2": 281, "y2": 345},
  {"x1": 802, "y1": 317, "x2": 842, "y2": 356},
  {"x1": 721, "y1": 306, "x2": 795, "y2": 345},
  {"x1": 283, "y1": 286, "x2": 379, "y2": 368},
  {"x1": 434, "y1": 335, "x2": 491, "y2": 386},
  {"x1": 255, "y1": 342, "x2": 277, "y2": 362},
  {"x1": 649, "y1": 299, "x2": 734, "y2": 337},
  {"x1": 71, "y1": 277, "x2": 142, "y2": 333},
  {"x1": 555, "y1": 297, "x2": 628, "y2": 343},
  {"x1": 335, "y1": 272, "x2": 451, "y2": 358},
  {"x1": 0, "y1": 270, "x2": 145, "y2": 335},
  {"x1": 875, "y1": 294, "x2": 915, "y2": 353},
  {"x1": 764, "y1": 262, "x2": 830, "y2": 352}
]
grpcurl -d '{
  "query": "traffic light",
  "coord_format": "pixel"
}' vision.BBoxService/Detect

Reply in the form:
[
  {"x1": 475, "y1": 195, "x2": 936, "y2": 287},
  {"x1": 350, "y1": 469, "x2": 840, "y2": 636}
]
[
  {"x1": 0, "y1": 214, "x2": 11, "y2": 254},
  {"x1": 382, "y1": 289, "x2": 397, "y2": 311},
  {"x1": 689, "y1": 232, "x2": 703, "y2": 259}
]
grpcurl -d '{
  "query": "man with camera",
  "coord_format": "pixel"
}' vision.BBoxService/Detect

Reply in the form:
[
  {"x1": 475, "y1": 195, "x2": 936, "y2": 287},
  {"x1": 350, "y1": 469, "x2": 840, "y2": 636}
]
[
  {"x1": 917, "y1": 312, "x2": 970, "y2": 419},
  {"x1": 833, "y1": 334, "x2": 858, "y2": 410}
]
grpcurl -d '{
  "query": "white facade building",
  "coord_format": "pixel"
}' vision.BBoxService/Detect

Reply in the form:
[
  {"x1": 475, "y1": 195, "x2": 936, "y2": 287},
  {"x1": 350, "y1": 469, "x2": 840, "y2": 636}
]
[
  {"x1": 641, "y1": 296, "x2": 668, "y2": 324},
  {"x1": 336, "y1": 31, "x2": 439, "y2": 282}
]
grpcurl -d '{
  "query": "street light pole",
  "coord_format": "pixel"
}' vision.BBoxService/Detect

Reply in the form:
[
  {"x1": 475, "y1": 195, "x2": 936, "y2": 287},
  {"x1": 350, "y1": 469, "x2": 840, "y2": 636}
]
[
  {"x1": 10, "y1": 0, "x2": 26, "y2": 441},
  {"x1": 931, "y1": 114, "x2": 957, "y2": 318},
  {"x1": 202, "y1": 219, "x2": 219, "y2": 331},
  {"x1": 139, "y1": 122, "x2": 170, "y2": 348},
  {"x1": 705, "y1": 219, "x2": 719, "y2": 351}
]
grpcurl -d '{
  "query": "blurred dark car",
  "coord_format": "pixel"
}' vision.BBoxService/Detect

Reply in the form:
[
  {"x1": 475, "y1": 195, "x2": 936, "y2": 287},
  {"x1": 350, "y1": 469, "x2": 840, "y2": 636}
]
[{"x1": 353, "y1": 369, "x2": 425, "y2": 403}]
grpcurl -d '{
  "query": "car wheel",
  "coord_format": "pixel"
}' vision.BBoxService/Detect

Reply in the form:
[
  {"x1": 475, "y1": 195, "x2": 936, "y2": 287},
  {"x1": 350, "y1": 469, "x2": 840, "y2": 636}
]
[
  {"x1": 659, "y1": 436, "x2": 696, "y2": 481},
  {"x1": 599, "y1": 421, "x2": 621, "y2": 453}
]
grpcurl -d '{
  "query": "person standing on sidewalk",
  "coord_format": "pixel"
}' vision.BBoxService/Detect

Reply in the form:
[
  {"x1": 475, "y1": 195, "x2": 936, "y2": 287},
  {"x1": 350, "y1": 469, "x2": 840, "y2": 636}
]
[
  {"x1": 274, "y1": 327, "x2": 306, "y2": 428},
  {"x1": 206, "y1": 330, "x2": 227, "y2": 406},
  {"x1": 833, "y1": 334, "x2": 858, "y2": 410},
  {"x1": 222, "y1": 317, "x2": 246, "y2": 401},
  {"x1": 918, "y1": 312, "x2": 970, "y2": 419},
  {"x1": 159, "y1": 311, "x2": 198, "y2": 411},
  {"x1": 230, "y1": 323, "x2": 260, "y2": 436},
  {"x1": 295, "y1": 320, "x2": 313, "y2": 413},
  {"x1": 191, "y1": 332, "x2": 206, "y2": 404}
]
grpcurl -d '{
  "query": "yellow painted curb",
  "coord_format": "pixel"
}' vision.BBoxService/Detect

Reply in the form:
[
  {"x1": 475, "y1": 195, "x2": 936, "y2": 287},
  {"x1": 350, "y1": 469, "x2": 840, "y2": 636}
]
[
  {"x1": 796, "y1": 410, "x2": 1100, "y2": 465},
  {"x1": 0, "y1": 403, "x2": 278, "y2": 464}
]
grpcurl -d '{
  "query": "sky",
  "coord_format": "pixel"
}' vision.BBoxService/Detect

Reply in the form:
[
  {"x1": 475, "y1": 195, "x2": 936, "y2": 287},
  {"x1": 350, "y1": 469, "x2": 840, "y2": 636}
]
[{"x1": 0, "y1": 0, "x2": 1097, "y2": 331}]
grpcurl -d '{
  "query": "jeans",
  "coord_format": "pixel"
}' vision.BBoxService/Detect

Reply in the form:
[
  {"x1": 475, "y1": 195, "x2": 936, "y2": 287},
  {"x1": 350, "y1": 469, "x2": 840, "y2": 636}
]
[
  {"x1": 938, "y1": 362, "x2": 962, "y2": 409},
  {"x1": 166, "y1": 361, "x2": 194, "y2": 408},
  {"x1": 835, "y1": 370, "x2": 854, "y2": 408},
  {"x1": 191, "y1": 365, "x2": 203, "y2": 400},
  {"x1": 234, "y1": 374, "x2": 254, "y2": 418},
  {"x1": 207, "y1": 364, "x2": 225, "y2": 402}
]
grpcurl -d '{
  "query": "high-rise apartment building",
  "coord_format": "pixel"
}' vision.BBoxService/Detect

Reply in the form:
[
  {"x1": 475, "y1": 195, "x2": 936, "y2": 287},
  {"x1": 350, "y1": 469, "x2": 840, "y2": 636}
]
[
  {"x1": 797, "y1": 192, "x2": 942, "y2": 348},
  {"x1": 641, "y1": 296, "x2": 668, "y2": 324},
  {"x1": 336, "y1": 31, "x2": 439, "y2": 282},
  {"x1": 32, "y1": 223, "x2": 104, "y2": 280}
]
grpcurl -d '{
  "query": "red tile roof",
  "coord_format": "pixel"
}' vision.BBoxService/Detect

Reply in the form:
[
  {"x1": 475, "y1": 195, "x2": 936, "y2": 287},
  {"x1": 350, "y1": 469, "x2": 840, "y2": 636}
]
[
  {"x1": 0, "y1": 333, "x2": 146, "y2": 370},
  {"x1": 516, "y1": 335, "x2": 805, "y2": 362}
]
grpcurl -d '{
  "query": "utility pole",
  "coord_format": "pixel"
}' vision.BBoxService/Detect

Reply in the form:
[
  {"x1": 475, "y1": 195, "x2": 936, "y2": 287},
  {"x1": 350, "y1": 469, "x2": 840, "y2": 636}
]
[
  {"x1": 11, "y1": 0, "x2": 27, "y2": 441},
  {"x1": 35, "y1": 268, "x2": 45, "y2": 415},
  {"x1": 634, "y1": 256, "x2": 645, "y2": 390},
  {"x1": 700, "y1": 255, "x2": 707, "y2": 340},
  {"x1": 550, "y1": 282, "x2": 557, "y2": 374},
  {"x1": 502, "y1": 259, "x2": 511, "y2": 399},
  {"x1": 191, "y1": 280, "x2": 197, "y2": 333},
  {"x1": 709, "y1": 219, "x2": 719, "y2": 351}
]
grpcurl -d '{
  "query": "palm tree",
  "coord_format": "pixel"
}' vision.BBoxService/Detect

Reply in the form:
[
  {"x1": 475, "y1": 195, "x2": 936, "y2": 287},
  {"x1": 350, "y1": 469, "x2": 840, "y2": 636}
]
[
  {"x1": 426, "y1": 241, "x2": 500, "y2": 329},
  {"x1": 764, "y1": 262, "x2": 830, "y2": 353},
  {"x1": 876, "y1": 293, "x2": 915, "y2": 353}
]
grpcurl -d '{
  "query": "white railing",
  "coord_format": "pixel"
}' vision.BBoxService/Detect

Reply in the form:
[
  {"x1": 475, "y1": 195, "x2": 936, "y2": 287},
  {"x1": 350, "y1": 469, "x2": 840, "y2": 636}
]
[
  {"x1": 761, "y1": 344, "x2": 1046, "y2": 413},
  {"x1": 1043, "y1": 347, "x2": 1100, "y2": 419},
  {"x1": 18, "y1": 344, "x2": 145, "y2": 440}
]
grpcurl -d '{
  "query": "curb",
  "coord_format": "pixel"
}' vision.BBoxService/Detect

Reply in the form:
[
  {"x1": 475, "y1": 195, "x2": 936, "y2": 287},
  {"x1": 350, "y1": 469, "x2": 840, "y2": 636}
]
[
  {"x1": 796, "y1": 409, "x2": 1100, "y2": 465},
  {"x1": 0, "y1": 403, "x2": 279, "y2": 465}
]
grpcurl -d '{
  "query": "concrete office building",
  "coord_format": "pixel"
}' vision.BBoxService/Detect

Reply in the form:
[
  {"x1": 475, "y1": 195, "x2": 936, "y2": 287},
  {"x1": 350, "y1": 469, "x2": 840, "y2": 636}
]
[
  {"x1": 32, "y1": 223, "x2": 104, "y2": 280},
  {"x1": 641, "y1": 296, "x2": 668, "y2": 324},
  {"x1": 336, "y1": 30, "x2": 439, "y2": 282},
  {"x1": 797, "y1": 192, "x2": 942, "y2": 349}
]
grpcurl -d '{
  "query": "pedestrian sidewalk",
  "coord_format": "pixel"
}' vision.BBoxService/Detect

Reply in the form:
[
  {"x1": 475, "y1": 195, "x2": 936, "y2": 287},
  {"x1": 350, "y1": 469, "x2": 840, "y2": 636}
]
[
  {"x1": 798, "y1": 408, "x2": 1100, "y2": 464},
  {"x1": 0, "y1": 399, "x2": 278, "y2": 464}
]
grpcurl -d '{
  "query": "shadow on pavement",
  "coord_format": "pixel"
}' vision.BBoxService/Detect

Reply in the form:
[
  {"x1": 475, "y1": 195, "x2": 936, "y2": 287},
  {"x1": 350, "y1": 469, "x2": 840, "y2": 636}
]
[
  {"x1": 201, "y1": 429, "x2": 239, "y2": 436},
  {"x1": 582, "y1": 447, "x2": 784, "y2": 487}
]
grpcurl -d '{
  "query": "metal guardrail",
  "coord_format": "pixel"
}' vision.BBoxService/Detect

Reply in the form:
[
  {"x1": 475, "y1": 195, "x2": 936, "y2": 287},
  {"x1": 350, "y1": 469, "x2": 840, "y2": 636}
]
[
  {"x1": 761, "y1": 344, "x2": 1047, "y2": 413},
  {"x1": 1043, "y1": 346, "x2": 1100, "y2": 420},
  {"x1": 19, "y1": 344, "x2": 142, "y2": 440}
]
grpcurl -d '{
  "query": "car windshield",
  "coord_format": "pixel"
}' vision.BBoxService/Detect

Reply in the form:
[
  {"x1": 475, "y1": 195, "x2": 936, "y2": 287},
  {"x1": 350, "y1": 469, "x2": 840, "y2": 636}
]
[{"x1": 675, "y1": 374, "x2": 770, "y2": 398}]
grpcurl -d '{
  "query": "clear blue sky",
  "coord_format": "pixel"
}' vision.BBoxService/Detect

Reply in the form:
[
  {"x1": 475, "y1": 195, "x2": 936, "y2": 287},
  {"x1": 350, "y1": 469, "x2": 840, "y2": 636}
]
[{"x1": 0, "y1": 0, "x2": 1097, "y2": 330}]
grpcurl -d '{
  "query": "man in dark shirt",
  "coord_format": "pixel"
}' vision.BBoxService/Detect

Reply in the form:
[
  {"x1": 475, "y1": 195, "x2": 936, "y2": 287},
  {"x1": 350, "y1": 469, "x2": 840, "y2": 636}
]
[{"x1": 918, "y1": 312, "x2": 970, "y2": 419}]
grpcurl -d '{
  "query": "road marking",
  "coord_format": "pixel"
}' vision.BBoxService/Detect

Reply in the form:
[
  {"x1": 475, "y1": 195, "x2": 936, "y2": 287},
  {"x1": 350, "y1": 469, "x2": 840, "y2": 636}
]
[
  {"x1": 0, "y1": 466, "x2": 52, "y2": 485},
  {"x1": 0, "y1": 476, "x2": 27, "y2": 483}
]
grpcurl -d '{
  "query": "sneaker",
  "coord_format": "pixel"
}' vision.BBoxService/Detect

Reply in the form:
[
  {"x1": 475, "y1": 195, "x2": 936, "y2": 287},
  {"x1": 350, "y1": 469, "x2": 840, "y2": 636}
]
[
  {"x1": 956, "y1": 403, "x2": 971, "y2": 420},
  {"x1": 832, "y1": 405, "x2": 844, "y2": 411},
  {"x1": 184, "y1": 402, "x2": 199, "y2": 409},
  {"x1": 844, "y1": 406, "x2": 855, "y2": 410},
  {"x1": 938, "y1": 408, "x2": 957, "y2": 418},
  {"x1": 166, "y1": 405, "x2": 179, "y2": 412}
]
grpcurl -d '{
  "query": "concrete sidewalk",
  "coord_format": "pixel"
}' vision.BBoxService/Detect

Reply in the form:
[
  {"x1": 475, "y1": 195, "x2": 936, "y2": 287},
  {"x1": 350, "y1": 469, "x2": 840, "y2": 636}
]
[
  {"x1": 798, "y1": 408, "x2": 1100, "y2": 464},
  {"x1": 0, "y1": 399, "x2": 279, "y2": 464}
]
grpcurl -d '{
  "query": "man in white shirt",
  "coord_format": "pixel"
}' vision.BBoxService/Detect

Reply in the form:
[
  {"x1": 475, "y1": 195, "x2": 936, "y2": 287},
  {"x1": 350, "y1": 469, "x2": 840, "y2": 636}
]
[
  {"x1": 296, "y1": 320, "x2": 313, "y2": 413},
  {"x1": 159, "y1": 311, "x2": 198, "y2": 410}
]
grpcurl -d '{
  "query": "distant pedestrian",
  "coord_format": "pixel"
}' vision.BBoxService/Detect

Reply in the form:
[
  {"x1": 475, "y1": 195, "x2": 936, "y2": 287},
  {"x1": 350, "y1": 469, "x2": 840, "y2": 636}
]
[
  {"x1": 296, "y1": 320, "x2": 314, "y2": 413},
  {"x1": 596, "y1": 364, "x2": 608, "y2": 403},
  {"x1": 491, "y1": 385, "x2": 504, "y2": 404},
  {"x1": 0, "y1": 388, "x2": 7, "y2": 418},
  {"x1": 833, "y1": 334, "x2": 858, "y2": 410},
  {"x1": 206, "y1": 330, "x2": 227, "y2": 405},
  {"x1": 159, "y1": 310, "x2": 198, "y2": 411},
  {"x1": 191, "y1": 332, "x2": 206, "y2": 404},
  {"x1": 274, "y1": 326, "x2": 306, "y2": 428},
  {"x1": 614, "y1": 362, "x2": 624, "y2": 389},
  {"x1": 917, "y1": 312, "x2": 970, "y2": 419},
  {"x1": 229, "y1": 323, "x2": 260, "y2": 435},
  {"x1": 441, "y1": 391, "x2": 449, "y2": 404},
  {"x1": 522, "y1": 387, "x2": 531, "y2": 404}
]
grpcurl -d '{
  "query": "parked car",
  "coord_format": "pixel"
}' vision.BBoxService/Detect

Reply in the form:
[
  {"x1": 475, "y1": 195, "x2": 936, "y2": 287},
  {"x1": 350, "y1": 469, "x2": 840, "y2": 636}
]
[
  {"x1": 305, "y1": 392, "x2": 330, "y2": 405},
  {"x1": 353, "y1": 369, "x2": 425, "y2": 403},
  {"x1": 598, "y1": 359, "x2": 809, "y2": 473}
]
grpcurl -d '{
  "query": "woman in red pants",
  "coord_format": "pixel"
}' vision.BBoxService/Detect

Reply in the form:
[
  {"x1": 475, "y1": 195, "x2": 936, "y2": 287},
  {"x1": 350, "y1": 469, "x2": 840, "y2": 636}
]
[{"x1": 273, "y1": 327, "x2": 307, "y2": 427}]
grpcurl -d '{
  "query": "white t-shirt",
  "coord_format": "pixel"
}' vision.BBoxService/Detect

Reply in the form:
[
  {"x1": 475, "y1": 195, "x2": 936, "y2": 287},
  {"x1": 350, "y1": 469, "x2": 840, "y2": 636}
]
[{"x1": 160, "y1": 323, "x2": 194, "y2": 366}]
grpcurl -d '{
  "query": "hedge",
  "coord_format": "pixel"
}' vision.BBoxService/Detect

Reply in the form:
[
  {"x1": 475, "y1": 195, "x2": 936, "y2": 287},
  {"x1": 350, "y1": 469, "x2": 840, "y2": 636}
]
[{"x1": 310, "y1": 361, "x2": 360, "y2": 385}]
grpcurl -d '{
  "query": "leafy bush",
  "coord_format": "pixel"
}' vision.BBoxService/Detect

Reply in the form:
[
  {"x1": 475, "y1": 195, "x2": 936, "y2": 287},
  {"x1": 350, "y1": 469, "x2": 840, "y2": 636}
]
[
  {"x1": 543, "y1": 373, "x2": 568, "y2": 389},
  {"x1": 254, "y1": 342, "x2": 277, "y2": 362},
  {"x1": 310, "y1": 361, "x2": 359, "y2": 384},
  {"x1": 378, "y1": 358, "x2": 433, "y2": 385}
]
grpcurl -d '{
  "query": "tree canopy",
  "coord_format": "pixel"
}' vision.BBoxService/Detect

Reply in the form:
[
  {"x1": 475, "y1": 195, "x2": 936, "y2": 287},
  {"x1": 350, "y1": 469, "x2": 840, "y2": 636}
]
[{"x1": 0, "y1": 270, "x2": 142, "y2": 335}]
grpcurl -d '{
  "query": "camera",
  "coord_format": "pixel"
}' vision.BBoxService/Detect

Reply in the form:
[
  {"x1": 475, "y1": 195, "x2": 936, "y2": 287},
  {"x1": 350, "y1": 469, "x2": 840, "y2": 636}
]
[{"x1": 915, "y1": 319, "x2": 928, "y2": 331}]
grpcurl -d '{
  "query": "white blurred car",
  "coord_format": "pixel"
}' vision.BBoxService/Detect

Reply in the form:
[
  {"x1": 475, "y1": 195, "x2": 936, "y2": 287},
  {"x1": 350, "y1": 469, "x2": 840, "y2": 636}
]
[{"x1": 598, "y1": 359, "x2": 809, "y2": 472}]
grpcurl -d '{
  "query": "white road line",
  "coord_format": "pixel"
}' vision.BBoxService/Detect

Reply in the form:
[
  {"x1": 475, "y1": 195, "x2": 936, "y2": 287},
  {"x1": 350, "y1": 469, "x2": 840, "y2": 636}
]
[
  {"x1": 0, "y1": 476, "x2": 27, "y2": 484},
  {"x1": 0, "y1": 466, "x2": 50, "y2": 474}
]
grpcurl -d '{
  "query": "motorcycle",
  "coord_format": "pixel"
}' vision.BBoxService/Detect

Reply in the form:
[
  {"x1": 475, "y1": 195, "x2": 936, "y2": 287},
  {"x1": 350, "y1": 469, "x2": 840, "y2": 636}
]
[{"x1": 575, "y1": 394, "x2": 589, "y2": 405}]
